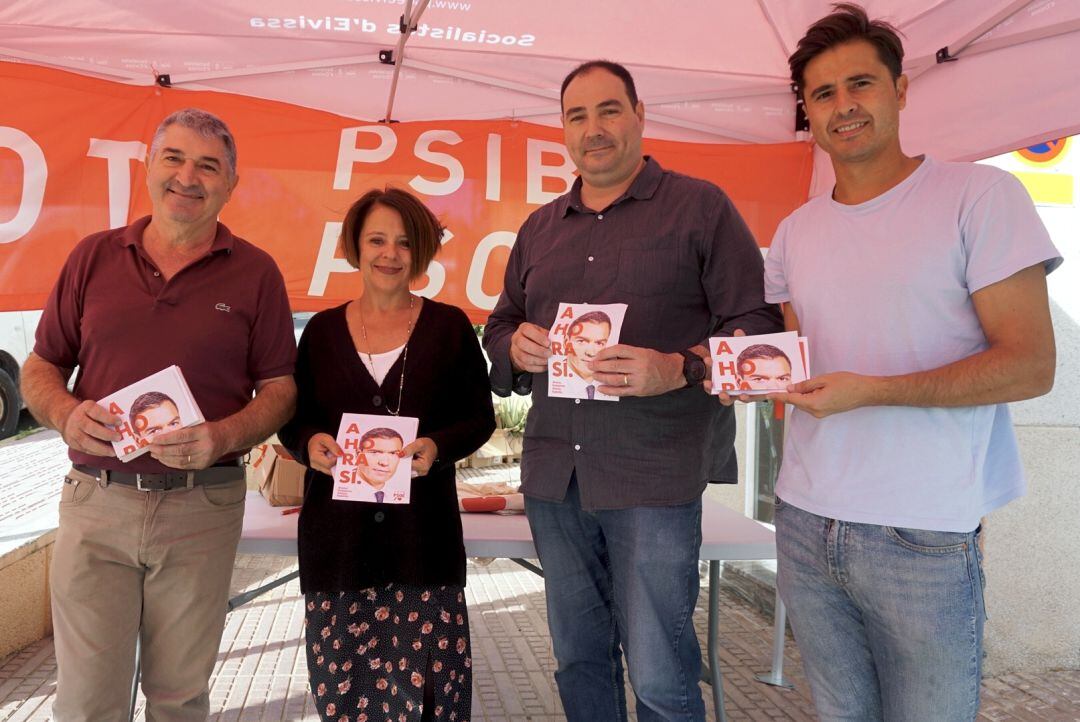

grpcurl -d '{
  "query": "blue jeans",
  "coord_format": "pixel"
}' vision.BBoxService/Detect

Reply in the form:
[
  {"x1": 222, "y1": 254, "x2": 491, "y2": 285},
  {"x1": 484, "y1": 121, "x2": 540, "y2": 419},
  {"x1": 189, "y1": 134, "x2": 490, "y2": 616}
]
[
  {"x1": 525, "y1": 474, "x2": 706, "y2": 722},
  {"x1": 775, "y1": 498, "x2": 986, "y2": 722}
]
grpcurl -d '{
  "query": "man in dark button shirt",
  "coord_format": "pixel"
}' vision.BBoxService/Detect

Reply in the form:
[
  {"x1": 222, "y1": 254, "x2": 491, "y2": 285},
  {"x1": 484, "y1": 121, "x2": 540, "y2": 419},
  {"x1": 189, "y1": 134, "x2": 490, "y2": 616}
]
[
  {"x1": 483, "y1": 61, "x2": 782, "y2": 721},
  {"x1": 21, "y1": 108, "x2": 296, "y2": 721}
]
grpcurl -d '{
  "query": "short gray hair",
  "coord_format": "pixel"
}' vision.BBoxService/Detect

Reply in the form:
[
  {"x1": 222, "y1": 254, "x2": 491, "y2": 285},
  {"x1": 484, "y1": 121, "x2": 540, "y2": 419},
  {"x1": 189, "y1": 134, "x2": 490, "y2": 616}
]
[{"x1": 148, "y1": 108, "x2": 238, "y2": 177}]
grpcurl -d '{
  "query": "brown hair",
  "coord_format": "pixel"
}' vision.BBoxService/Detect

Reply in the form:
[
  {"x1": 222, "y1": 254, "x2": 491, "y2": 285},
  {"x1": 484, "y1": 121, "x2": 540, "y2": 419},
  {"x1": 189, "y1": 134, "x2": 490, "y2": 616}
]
[
  {"x1": 560, "y1": 60, "x2": 639, "y2": 111},
  {"x1": 360, "y1": 427, "x2": 404, "y2": 446},
  {"x1": 567, "y1": 311, "x2": 612, "y2": 338},
  {"x1": 129, "y1": 391, "x2": 178, "y2": 429},
  {"x1": 736, "y1": 344, "x2": 791, "y2": 376},
  {"x1": 789, "y1": 3, "x2": 904, "y2": 96},
  {"x1": 340, "y1": 187, "x2": 443, "y2": 281}
]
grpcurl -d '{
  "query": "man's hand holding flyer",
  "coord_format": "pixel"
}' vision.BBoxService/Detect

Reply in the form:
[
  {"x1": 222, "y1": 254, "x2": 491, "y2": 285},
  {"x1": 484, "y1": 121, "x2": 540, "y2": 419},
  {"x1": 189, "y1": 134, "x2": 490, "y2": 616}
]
[
  {"x1": 709, "y1": 331, "x2": 810, "y2": 396},
  {"x1": 97, "y1": 365, "x2": 204, "y2": 462},
  {"x1": 547, "y1": 302, "x2": 628, "y2": 401},
  {"x1": 332, "y1": 413, "x2": 419, "y2": 504}
]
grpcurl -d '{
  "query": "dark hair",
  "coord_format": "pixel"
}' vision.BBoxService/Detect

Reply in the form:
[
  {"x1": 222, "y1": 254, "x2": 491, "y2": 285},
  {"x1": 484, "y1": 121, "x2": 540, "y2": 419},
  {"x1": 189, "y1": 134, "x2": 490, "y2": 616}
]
[
  {"x1": 340, "y1": 187, "x2": 443, "y2": 281},
  {"x1": 360, "y1": 427, "x2": 404, "y2": 446},
  {"x1": 149, "y1": 108, "x2": 238, "y2": 178},
  {"x1": 736, "y1": 344, "x2": 791, "y2": 375},
  {"x1": 789, "y1": 3, "x2": 904, "y2": 96},
  {"x1": 567, "y1": 311, "x2": 612, "y2": 337},
  {"x1": 129, "y1": 391, "x2": 178, "y2": 429},
  {"x1": 560, "y1": 60, "x2": 639, "y2": 111}
]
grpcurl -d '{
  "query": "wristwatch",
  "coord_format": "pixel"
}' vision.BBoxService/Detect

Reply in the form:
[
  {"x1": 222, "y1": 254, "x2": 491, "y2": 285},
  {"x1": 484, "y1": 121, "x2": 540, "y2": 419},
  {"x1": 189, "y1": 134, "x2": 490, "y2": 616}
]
[{"x1": 679, "y1": 349, "x2": 707, "y2": 387}]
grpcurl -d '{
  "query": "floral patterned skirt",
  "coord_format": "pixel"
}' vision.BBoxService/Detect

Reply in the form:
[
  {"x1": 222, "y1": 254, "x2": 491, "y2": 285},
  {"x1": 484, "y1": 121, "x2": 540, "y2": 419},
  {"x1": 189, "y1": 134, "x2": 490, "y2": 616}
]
[{"x1": 304, "y1": 585, "x2": 471, "y2": 722}]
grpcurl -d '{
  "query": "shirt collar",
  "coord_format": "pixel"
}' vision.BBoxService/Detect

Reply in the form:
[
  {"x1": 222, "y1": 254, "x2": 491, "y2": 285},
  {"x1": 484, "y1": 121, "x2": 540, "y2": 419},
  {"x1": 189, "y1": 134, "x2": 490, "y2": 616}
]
[
  {"x1": 118, "y1": 215, "x2": 236, "y2": 254},
  {"x1": 561, "y1": 156, "x2": 664, "y2": 217}
]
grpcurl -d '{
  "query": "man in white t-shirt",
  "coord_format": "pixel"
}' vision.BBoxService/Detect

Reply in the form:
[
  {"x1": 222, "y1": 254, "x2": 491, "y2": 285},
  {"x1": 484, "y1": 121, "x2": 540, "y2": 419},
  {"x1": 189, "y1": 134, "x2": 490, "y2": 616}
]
[{"x1": 762, "y1": 5, "x2": 1061, "y2": 720}]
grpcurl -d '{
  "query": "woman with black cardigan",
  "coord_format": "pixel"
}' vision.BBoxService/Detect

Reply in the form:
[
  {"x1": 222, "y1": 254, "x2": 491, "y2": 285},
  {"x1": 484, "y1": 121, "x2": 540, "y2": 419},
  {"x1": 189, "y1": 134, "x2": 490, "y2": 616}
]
[{"x1": 280, "y1": 187, "x2": 495, "y2": 722}]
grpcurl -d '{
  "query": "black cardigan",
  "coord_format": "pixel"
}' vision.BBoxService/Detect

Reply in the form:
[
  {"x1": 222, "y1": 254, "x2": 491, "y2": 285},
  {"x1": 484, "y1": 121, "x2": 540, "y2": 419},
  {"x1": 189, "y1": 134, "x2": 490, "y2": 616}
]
[{"x1": 279, "y1": 299, "x2": 495, "y2": 591}]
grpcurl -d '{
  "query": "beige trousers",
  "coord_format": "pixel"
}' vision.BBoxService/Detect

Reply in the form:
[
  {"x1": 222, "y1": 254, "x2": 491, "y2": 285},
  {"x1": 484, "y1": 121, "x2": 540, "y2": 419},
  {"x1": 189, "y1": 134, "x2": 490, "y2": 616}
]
[{"x1": 50, "y1": 466, "x2": 246, "y2": 722}]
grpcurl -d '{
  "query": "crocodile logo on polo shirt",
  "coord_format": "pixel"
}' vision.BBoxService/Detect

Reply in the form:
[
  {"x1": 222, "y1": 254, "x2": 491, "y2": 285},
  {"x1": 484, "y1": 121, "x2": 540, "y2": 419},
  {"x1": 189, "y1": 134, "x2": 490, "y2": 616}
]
[{"x1": 215, "y1": 303, "x2": 231, "y2": 312}]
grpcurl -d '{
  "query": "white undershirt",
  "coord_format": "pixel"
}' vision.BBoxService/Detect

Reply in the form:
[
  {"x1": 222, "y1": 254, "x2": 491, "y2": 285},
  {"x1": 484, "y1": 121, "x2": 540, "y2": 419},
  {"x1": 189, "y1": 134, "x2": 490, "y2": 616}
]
[{"x1": 358, "y1": 343, "x2": 405, "y2": 386}]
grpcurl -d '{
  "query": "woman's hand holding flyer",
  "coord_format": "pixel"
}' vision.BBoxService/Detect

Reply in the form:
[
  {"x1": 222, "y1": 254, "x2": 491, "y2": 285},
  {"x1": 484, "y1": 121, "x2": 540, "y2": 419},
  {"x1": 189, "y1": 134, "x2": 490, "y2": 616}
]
[
  {"x1": 307, "y1": 432, "x2": 342, "y2": 475},
  {"x1": 400, "y1": 437, "x2": 438, "y2": 477}
]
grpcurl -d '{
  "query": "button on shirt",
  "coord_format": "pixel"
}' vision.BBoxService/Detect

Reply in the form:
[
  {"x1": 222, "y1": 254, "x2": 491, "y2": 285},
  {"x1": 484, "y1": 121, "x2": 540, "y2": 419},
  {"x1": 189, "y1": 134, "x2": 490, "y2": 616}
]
[{"x1": 484, "y1": 157, "x2": 783, "y2": 510}]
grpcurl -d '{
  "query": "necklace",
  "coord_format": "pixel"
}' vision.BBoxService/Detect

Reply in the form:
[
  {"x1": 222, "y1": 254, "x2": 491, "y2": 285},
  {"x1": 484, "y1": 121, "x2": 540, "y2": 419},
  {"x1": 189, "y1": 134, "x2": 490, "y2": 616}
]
[{"x1": 357, "y1": 295, "x2": 416, "y2": 416}]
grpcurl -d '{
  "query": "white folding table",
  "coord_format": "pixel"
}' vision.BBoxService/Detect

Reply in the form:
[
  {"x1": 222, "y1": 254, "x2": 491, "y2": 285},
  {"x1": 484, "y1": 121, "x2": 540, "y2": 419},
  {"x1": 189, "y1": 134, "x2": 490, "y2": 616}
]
[{"x1": 233, "y1": 492, "x2": 790, "y2": 722}]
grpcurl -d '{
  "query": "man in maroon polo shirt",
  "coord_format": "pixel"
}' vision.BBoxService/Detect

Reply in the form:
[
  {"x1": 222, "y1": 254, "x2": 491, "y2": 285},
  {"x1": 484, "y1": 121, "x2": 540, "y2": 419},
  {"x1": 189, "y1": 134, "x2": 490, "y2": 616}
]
[{"x1": 21, "y1": 108, "x2": 297, "y2": 721}]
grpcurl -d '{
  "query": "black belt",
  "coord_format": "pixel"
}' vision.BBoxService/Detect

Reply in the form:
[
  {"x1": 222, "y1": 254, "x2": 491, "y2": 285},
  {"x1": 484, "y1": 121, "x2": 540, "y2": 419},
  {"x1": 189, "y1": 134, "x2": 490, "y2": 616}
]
[{"x1": 73, "y1": 461, "x2": 245, "y2": 492}]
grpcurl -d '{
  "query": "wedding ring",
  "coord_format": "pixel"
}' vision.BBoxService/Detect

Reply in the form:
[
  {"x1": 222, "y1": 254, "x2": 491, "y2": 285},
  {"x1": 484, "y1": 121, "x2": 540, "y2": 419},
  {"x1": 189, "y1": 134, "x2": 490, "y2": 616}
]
[
  {"x1": 623, "y1": 374, "x2": 629, "y2": 387},
  {"x1": 186, "y1": 453, "x2": 191, "y2": 465}
]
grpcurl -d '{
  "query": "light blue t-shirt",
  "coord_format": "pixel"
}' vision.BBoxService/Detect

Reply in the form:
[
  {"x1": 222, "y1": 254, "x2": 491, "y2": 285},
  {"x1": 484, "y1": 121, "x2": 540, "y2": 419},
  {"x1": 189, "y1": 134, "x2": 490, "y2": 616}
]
[{"x1": 764, "y1": 156, "x2": 1062, "y2": 532}]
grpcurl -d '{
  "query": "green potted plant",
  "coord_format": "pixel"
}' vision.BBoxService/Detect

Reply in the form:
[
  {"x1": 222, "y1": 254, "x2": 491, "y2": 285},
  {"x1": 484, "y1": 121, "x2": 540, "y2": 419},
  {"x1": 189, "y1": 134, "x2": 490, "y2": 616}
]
[{"x1": 493, "y1": 394, "x2": 530, "y2": 458}]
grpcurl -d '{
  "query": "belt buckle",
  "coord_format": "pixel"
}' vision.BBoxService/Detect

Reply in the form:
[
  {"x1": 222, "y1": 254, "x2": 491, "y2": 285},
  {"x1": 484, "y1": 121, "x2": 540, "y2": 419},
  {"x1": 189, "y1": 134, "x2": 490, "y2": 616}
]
[
  {"x1": 133, "y1": 471, "x2": 196, "y2": 491},
  {"x1": 135, "y1": 474, "x2": 166, "y2": 492}
]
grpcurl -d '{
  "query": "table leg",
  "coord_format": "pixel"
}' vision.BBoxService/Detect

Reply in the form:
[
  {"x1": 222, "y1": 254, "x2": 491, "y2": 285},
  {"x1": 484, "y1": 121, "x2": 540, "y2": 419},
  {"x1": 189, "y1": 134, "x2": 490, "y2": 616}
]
[
  {"x1": 510, "y1": 558, "x2": 543, "y2": 577},
  {"x1": 128, "y1": 636, "x2": 141, "y2": 722},
  {"x1": 227, "y1": 569, "x2": 300, "y2": 612},
  {"x1": 754, "y1": 590, "x2": 794, "y2": 689},
  {"x1": 702, "y1": 561, "x2": 727, "y2": 722}
]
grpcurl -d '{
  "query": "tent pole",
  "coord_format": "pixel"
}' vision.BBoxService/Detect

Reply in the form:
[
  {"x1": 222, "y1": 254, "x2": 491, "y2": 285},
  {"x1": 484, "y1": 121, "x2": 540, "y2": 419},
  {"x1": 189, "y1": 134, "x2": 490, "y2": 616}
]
[
  {"x1": 645, "y1": 112, "x2": 778, "y2": 144},
  {"x1": 404, "y1": 58, "x2": 559, "y2": 101},
  {"x1": 755, "y1": 0, "x2": 791, "y2": 57},
  {"x1": 942, "y1": 0, "x2": 1034, "y2": 58},
  {"x1": 383, "y1": 0, "x2": 430, "y2": 123},
  {"x1": 165, "y1": 56, "x2": 383, "y2": 85},
  {"x1": 908, "y1": 14, "x2": 1080, "y2": 79},
  {"x1": 0, "y1": 46, "x2": 144, "y2": 83},
  {"x1": 406, "y1": 59, "x2": 787, "y2": 106},
  {"x1": 906, "y1": 0, "x2": 1043, "y2": 81}
]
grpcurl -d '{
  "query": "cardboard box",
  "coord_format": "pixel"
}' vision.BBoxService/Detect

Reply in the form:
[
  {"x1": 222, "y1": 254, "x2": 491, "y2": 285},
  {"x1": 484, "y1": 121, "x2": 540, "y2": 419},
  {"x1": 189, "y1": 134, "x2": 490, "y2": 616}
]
[{"x1": 250, "y1": 443, "x2": 306, "y2": 507}]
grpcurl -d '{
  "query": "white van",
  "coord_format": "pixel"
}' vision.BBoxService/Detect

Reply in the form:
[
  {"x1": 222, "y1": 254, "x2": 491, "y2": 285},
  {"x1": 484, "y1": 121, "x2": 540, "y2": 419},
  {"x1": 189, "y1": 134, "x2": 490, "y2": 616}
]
[{"x1": 0, "y1": 310, "x2": 41, "y2": 439}]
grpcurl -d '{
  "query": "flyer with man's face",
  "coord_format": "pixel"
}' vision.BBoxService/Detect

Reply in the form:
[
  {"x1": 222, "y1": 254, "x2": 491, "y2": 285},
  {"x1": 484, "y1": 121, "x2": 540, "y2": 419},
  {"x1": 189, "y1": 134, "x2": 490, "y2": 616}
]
[
  {"x1": 709, "y1": 331, "x2": 810, "y2": 396},
  {"x1": 547, "y1": 302, "x2": 628, "y2": 401},
  {"x1": 97, "y1": 365, "x2": 205, "y2": 462},
  {"x1": 332, "y1": 413, "x2": 419, "y2": 504}
]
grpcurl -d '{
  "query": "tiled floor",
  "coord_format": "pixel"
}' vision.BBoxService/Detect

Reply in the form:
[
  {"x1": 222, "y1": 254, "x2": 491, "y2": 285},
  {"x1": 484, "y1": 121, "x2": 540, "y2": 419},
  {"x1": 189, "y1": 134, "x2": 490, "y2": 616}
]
[
  {"x1": 4, "y1": 553, "x2": 1080, "y2": 721},
  {"x1": 2, "y1": 435, "x2": 1080, "y2": 720}
]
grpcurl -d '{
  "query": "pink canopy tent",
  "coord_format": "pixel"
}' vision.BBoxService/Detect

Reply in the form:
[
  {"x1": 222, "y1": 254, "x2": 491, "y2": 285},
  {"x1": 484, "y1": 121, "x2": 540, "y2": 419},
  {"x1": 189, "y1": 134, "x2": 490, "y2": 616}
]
[
  {"x1": 1, "y1": 0, "x2": 1077, "y2": 169},
  {"x1": 1, "y1": 0, "x2": 1078, "y2": 318}
]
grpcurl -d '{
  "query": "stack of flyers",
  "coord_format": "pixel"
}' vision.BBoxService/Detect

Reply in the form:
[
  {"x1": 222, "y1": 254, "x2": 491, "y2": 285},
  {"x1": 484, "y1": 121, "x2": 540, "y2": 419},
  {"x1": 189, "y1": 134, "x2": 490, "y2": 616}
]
[
  {"x1": 708, "y1": 331, "x2": 810, "y2": 396},
  {"x1": 97, "y1": 365, "x2": 204, "y2": 462},
  {"x1": 547, "y1": 302, "x2": 628, "y2": 401},
  {"x1": 332, "y1": 413, "x2": 419, "y2": 504}
]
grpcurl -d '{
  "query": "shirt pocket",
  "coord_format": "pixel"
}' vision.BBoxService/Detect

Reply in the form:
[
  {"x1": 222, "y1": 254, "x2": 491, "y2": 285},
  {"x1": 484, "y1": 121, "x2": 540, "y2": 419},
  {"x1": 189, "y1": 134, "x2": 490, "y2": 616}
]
[{"x1": 614, "y1": 248, "x2": 684, "y2": 297}]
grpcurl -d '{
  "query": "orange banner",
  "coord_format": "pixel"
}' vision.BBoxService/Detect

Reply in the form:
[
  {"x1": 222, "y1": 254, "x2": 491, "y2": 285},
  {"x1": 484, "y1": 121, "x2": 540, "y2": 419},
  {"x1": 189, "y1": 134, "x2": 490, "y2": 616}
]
[{"x1": 0, "y1": 62, "x2": 813, "y2": 322}]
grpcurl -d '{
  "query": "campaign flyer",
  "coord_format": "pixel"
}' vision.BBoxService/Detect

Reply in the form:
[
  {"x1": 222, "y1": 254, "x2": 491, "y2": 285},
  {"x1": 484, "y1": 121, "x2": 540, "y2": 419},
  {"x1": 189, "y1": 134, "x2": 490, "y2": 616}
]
[
  {"x1": 98, "y1": 365, "x2": 204, "y2": 462},
  {"x1": 547, "y1": 302, "x2": 628, "y2": 401},
  {"x1": 709, "y1": 331, "x2": 809, "y2": 396},
  {"x1": 332, "y1": 413, "x2": 419, "y2": 504}
]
